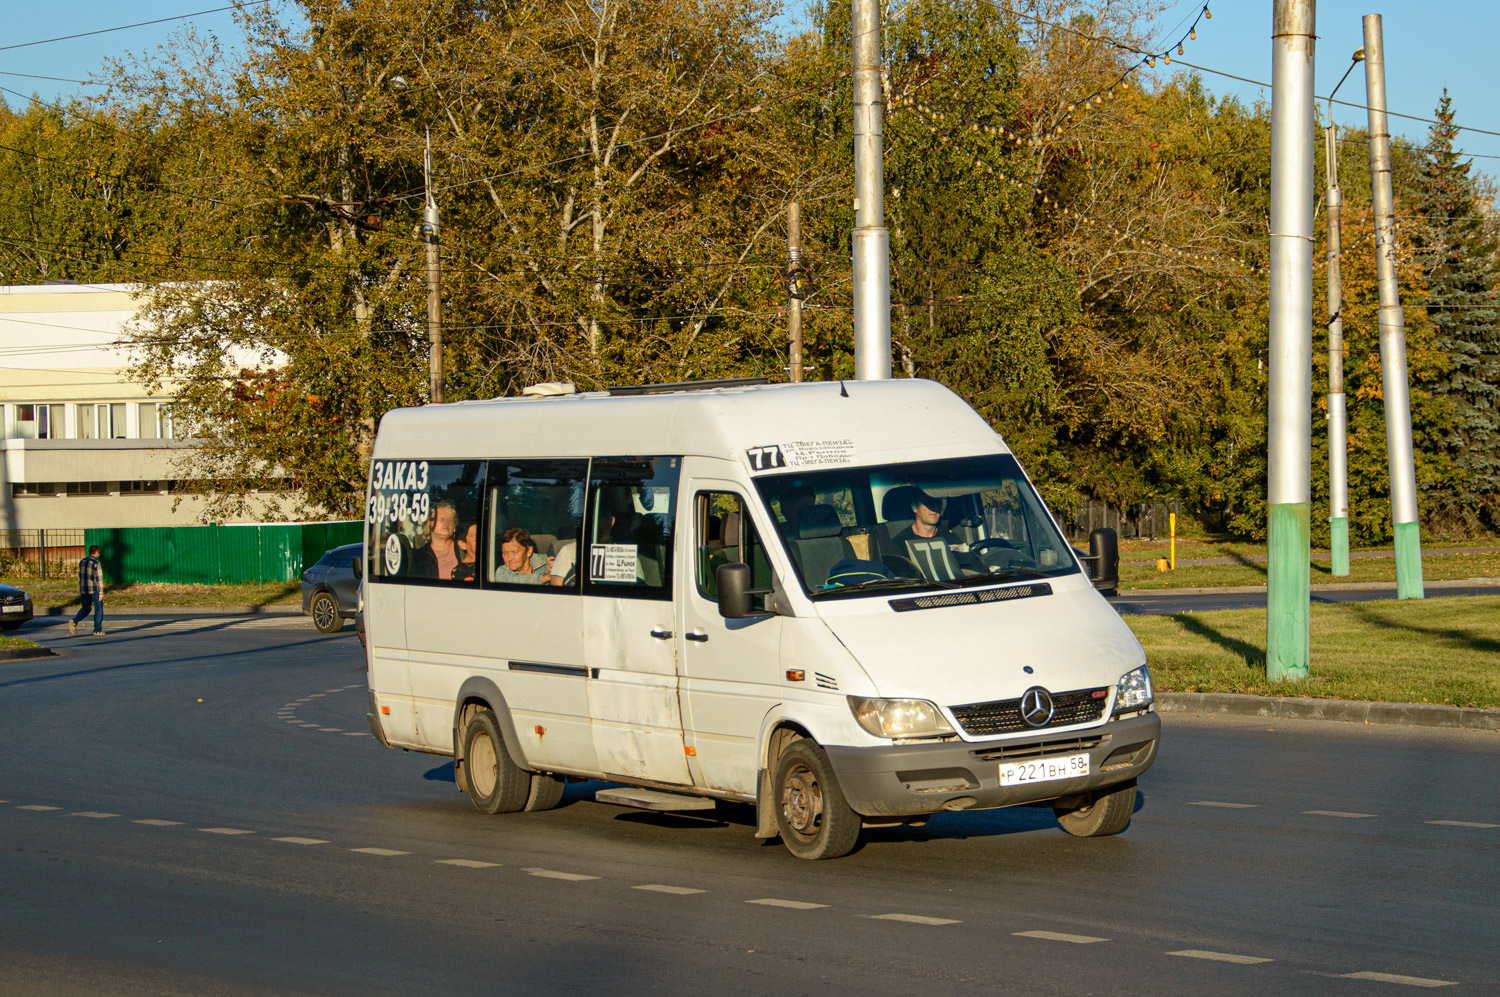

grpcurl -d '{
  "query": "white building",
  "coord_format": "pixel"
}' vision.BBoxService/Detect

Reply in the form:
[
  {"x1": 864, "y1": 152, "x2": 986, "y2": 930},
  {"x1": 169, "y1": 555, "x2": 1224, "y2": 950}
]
[{"x1": 0, "y1": 282, "x2": 269, "y2": 530}]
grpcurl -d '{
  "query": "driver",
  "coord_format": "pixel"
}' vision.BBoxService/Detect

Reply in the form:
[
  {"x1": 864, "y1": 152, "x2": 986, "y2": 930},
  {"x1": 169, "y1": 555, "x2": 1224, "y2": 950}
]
[{"x1": 887, "y1": 489, "x2": 972, "y2": 581}]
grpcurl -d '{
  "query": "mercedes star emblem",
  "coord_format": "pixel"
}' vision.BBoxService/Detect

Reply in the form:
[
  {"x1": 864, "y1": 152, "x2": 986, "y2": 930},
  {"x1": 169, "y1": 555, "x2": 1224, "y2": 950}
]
[{"x1": 1019, "y1": 687, "x2": 1055, "y2": 728}]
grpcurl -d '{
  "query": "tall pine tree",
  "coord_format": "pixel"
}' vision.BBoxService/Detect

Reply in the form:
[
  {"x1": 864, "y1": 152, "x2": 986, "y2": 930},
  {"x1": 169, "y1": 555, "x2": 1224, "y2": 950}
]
[{"x1": 1414, "y1": 91, "x2": 1500, "y2": 532}]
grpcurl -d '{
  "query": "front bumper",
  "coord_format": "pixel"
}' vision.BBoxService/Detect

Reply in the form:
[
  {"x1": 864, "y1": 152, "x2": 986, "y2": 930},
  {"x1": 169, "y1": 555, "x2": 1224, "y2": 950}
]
[{"x1": 826, "y1": 710, "x2": 1160, "y2": 817}]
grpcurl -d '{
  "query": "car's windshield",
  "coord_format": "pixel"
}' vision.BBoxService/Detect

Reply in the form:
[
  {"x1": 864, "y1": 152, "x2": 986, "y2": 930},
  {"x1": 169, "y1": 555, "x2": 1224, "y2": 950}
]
[{"x1": 752, "y1": 453, "x2": 1079, "y2": 598}]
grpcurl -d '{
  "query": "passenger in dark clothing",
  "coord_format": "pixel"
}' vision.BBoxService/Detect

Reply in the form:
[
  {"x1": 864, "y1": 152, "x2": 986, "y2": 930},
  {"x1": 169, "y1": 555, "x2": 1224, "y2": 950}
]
[{"x1": 451, "y1": 522, "x2": 478, "y2": 583}]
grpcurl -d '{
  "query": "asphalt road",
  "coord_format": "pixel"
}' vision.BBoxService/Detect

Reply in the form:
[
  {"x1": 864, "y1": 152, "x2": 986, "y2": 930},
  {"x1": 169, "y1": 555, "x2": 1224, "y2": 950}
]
[{"x1": 2, "y1": 615, "x2": 1496, "y2": 995}]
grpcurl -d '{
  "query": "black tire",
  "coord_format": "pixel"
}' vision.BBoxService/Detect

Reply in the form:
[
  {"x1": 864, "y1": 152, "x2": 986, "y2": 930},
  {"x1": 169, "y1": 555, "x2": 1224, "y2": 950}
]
[
  {"x1": 1053, "y1": 779, "x2": 1136, "y2": 837},
  {"x1": 462, "y1": 710, "x2": 530, "y2": 814},
  {"x1": 523, "y1": 773, "x2": 566, "y2": 812},
  {"x1": 773, "y1": 738, "x2": 861, "y2": 860},
  {"x1": 311, "y1": 591, "x2": 342, "y2": 633}
]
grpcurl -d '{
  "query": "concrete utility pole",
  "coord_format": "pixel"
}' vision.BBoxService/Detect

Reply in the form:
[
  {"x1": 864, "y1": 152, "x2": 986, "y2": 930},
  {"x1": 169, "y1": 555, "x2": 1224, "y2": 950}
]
[
  {"x1": 1324, "y1": 49, "x2": 1363, "y2": 577},
  {"x1": 423, "y1": 129, "x2": 444, "y2": 405},
  {"x1": 1362, "y1": 15, "x2": 1424, "y2": 599},
  {"x1": 1266, "y1": 0, "x2": 1316, "y2": 682},
  {"x1": 787, "y1": 201, "x2": 804, "y2": 383},
  {"x1": 851, "y1": 0, "x2": 890, "y2": 380}
]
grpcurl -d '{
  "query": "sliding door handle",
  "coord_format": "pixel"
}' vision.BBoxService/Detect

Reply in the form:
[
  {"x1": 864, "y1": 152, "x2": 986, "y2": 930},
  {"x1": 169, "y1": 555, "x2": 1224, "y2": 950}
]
[
  {"x1": 685, "y1": 630, "x2": 709, "y2": 643},
  {"x1": 649, "y1": 627, "x2": 674, "y2": 640}
]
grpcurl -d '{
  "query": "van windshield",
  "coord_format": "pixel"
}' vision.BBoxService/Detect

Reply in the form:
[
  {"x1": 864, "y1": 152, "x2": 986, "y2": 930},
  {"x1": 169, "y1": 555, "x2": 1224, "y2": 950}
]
[{"x1": 752, "y1": 453, "x2": 1080, "y2": 598}]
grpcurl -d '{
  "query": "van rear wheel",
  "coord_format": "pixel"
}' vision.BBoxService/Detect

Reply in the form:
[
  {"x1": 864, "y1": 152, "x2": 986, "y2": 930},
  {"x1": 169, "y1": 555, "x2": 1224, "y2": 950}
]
[
  {"x1": 463, "y1": 710, "x2": 530, "y2": 814},
  {"x1": 523, "y1": 773, "x2": 566, "y2": 811},
  {"x1": 1053, "y1": 779, "x2": 1136, "y2": 837},
  {"x1": 773, "y1": 738, "x2": 860, "y2": 860}
]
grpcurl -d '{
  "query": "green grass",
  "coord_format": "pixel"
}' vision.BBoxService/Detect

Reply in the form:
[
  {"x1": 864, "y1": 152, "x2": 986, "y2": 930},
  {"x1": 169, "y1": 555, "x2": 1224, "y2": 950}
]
[
  {"x1": 22, "y1": 581, "x2": 302, "y2": 611},
  {"x1": 1125, "y1": 595, "x2": 1500, "y2": 708},
  {"x1": 1119, "y1": 536, "x2": 1500, "y2": 562},
  {"x1": 1121, "y1": 551, "x2": 1500, "y2": 590},
  {"x1": 0, "y1": 634, "x2": 41, "y2": 649}
]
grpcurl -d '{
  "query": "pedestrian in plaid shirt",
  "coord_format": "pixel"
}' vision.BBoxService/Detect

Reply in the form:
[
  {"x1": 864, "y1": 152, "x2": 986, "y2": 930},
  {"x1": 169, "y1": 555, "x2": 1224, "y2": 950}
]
[{"x1": 70, "y1": 545, "x2": 105, "y2": 637}]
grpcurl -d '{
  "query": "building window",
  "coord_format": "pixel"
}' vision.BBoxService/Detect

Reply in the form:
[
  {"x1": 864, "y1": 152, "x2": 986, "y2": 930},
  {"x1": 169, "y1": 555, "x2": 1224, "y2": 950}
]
[
  {"x1": 122, "y1": 480, "x2": 161, "y2": 493},
  {"x1": 77, "y1": 404, "x2": 98, "y2": 439},
  {"x1": 139, "y1": 403, "x2": 159, "y2": 440},
  {"x1": 64, "y1": 482, "x2": 110, "y2": 496},
  {"x1": 12, "y1": 404, "x2": 65, "y2": 440},
  {"x1": 11, "y1": 482, "x2": 57, "y2": 497}
]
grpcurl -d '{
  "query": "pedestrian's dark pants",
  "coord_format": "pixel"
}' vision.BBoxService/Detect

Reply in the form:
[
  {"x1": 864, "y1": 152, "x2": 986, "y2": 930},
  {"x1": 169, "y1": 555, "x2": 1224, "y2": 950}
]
[{"x1": 71, "y1": 594, "x2": 104, "y2": 634}]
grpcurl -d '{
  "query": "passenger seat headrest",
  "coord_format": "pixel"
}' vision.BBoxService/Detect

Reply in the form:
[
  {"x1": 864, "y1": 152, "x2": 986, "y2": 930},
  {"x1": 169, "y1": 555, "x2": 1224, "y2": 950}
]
[
  {"x1": 882, "y1": 485, "x2": 916, "y2": 522},
  {"x1": 796, "y1": 504, "x2": 843, "y2": 539}
]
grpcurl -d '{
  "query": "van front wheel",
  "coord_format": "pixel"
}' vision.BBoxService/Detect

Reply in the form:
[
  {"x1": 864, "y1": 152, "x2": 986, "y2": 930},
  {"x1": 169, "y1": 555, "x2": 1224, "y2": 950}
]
[
  {"x1": 463, "y1": 710, "x2": 530, "y2": 814},
  {"x1": 1053, "y1": 779, "x2": 1136, "y2": 837},
  {"x1": 773, "y1": 739, "x2": 860, "y2": 860}
]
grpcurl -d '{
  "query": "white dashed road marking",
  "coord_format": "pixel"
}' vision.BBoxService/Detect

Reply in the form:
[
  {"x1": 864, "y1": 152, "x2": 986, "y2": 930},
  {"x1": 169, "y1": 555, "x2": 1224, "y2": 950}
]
[
  {"x1": 272, "y1": 837, "x2": 329, "y2": 845},
  {"x1": 318, "y1": 728, "x2": 342, "y2": 733},
  {"x1": 72, "y1": 812, "x2": 119, "y2": 818},
  {"x1": 1168, "y1": 950, "x2": 1274, "y2": 965},
  {"x1": 350, "y1": 847, "x2": 409, "y2": 856},
  {"x1": 1303, "y1": 810, "x2": 1376, "y2": 819},
  {"x1": 523, "y1": 868, "x2": 599, "y2": 882},
  {"x1": 133, "y1": 819, "x2": 182, "y2": 826},
  {"x1": 870, "y1": 913, "x2": 961, "y2": 925},
  {"x1": 200, "y1": 827, "x2": 254, "y2": 835},
  {"x1": 1427, "y1": 820, "x2": 1498, "y2": 829},
  {"x1": 1340, "y1": 972, "x2": 1456, "y2": 988},
  {"x1": 634, "y1": 885, "x2": 707, "y2": 895},
  {"x1": 1190, "y1": 801, "x2": 1258, "y2": 808},
  {"x1": 17, "y1": 805, "x2": 60, "y2": 811},
  {"x1": 747, "y1": 898, "x2": 828, "y2": 910},
  {"x1": 436, "y1": 859, "x2": 500, "y2": 869},
  {"x1": 1014, "y1": 930, "x2": 1110, "y2": 944}
]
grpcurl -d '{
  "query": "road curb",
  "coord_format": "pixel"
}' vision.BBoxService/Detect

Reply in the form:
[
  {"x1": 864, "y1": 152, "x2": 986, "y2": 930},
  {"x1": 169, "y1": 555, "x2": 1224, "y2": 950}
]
[
  {"x1": 0, "y1": 645, "x2": 56, "y2": 661},
  {"x1": 1157, "y1": 692, "x2": 1500, "y2": 731}
]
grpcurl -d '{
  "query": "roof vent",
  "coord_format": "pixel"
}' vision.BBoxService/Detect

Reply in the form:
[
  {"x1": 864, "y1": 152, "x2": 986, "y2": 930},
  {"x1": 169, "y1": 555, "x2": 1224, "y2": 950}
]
[{"x1": 521, "y1": 382, "x2": 577, "y2": 398}]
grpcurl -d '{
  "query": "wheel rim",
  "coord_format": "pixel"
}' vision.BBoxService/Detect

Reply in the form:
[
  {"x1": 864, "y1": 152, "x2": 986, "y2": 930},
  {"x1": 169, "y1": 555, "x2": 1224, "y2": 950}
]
[
  {"x1": 469, "y1": 730, "x2": 498, "y2": 798},
  {"x1": 313, "y1": 596, "x2": 336, "y2": 629},
  {"x1": 780, "y1": 762, "x2": 824, "y2": 839}
]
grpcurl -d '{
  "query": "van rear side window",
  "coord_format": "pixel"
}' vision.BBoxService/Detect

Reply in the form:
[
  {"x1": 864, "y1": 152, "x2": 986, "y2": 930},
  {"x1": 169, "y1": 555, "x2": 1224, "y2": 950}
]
[{"x1": 368, "y1": 460, "x2": 485, "y2": 584}]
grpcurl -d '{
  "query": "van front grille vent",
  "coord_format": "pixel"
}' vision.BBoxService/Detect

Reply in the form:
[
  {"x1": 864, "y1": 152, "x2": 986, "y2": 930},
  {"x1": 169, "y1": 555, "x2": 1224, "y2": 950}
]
[
  {"x1": 889, "y1": 582, "x2": 1051, "y2": 613},
  {"x1": 950, "y1": 687, "x2": 1108, "y2": 736},
  {"x1": 814, "y1": 672, "x2": 838, "y2": 690}
]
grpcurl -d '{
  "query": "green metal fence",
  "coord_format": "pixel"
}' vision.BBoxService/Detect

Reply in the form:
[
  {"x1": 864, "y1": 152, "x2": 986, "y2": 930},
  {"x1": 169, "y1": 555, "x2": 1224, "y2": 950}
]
[{"x1": 83, "y1": 522, "x2": 363, "y2": 585}]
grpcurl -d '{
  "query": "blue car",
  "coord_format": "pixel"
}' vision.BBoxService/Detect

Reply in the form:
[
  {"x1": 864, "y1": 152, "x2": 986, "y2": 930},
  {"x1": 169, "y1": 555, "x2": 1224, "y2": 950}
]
[{"x1": 300, "y1": 543, "x2": 362, "y2": 634}]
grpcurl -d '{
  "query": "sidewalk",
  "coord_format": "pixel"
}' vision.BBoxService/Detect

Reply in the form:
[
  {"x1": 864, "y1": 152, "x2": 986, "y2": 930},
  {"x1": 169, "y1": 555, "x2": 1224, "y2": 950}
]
[
  {"x1": 1119, "y1": 576, "x2": 1500, "y2": 596},
  {"x1": 1124, "y1": 545, "x2": 1500, "y2": 567}
]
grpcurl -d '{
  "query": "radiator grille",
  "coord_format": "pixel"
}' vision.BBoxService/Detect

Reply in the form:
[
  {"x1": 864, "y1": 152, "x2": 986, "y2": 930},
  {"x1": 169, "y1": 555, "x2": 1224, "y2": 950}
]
[{"x1": 950, "y1": 687, "x2": 1108, "y2": 736}]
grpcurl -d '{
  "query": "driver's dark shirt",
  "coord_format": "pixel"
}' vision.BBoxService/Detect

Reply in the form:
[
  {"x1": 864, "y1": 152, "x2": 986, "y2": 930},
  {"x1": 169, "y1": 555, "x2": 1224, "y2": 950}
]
[{"x1": 888, "y1": 525, "x2": 970, "y2": 581}]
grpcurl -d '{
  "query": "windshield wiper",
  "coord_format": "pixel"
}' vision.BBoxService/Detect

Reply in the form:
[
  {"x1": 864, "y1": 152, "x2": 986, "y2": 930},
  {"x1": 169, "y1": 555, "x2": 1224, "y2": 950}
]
[
  {"x1": 959, "y1": 566, "x2": 1050, "y2": 585},
  {"x1": 815, "y1": 575, "x2": 960, "y2": 595}
]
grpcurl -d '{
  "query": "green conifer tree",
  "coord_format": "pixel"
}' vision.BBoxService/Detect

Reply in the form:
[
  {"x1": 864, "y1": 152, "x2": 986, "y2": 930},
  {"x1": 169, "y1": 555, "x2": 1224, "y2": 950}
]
[{"x1": 1413, "y1": 91, "x2": 1500, "y2": 532}]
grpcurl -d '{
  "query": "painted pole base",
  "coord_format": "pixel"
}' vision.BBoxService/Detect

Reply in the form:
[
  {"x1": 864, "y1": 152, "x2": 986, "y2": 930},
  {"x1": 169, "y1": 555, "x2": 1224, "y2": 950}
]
[
  {"x1": 1267, "y1": 502, "x2": 1310, "y2": 682},
  {"x1": 1394, "y1": 520, "x2": 1424, "y2": 599},
  {"x1": 1330, "y1": 516, "x2": 1350, "y2": 577}
]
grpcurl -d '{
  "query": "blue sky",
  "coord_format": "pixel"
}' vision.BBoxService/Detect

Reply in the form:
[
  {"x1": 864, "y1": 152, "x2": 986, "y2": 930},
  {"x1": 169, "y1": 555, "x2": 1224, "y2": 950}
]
[{"x1": 5, "y1": 1, "x2": 1500, "y2": 167}]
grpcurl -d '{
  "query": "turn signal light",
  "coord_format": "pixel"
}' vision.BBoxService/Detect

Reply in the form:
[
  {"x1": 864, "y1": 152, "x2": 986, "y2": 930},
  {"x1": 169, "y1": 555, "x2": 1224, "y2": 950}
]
[
  {"x1": 786, "y1": 669, "x2": 806, "y2": 682},
  {"x1": 381, "y1": 705, "x2": 390, "y2": 715}
]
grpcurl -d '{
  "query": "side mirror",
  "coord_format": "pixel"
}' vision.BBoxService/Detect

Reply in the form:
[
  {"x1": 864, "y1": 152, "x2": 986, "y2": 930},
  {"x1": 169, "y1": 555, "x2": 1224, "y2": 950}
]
[
  {"x1": 352, "y1": 555, "x2": 364, "y2": 580},
  {"x1": 1088, "y1": 527, "x2": 1118, "y2": 593},
  {"x1": 716, "y1": 562, "x2": 773, "y2": 619}
]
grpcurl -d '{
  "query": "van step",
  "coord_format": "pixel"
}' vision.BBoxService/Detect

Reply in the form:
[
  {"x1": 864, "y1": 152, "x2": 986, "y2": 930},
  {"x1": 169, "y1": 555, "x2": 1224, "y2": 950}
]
[{"x1": 594, "y1": 787, "x2": 716, "y2": 812}]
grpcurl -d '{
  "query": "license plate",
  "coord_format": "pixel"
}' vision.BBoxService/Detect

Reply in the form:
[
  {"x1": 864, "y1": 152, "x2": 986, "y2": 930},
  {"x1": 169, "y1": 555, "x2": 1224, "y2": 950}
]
[
  {"x1": 999, "y1": 752, "x2": 1090, "y2": 787},
  {"x1": 1, "y1": 605, "x2": 22, "y2": 613}
]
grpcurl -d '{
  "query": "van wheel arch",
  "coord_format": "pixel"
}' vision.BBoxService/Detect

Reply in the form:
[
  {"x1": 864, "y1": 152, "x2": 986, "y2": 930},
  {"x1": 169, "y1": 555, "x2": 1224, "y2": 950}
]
[
  {"x1": 452, "y1": 680, "x2": 531, "y2": 794},
  {"x1": 755, "y1": 723, "x2": 814, "y2": 839}
]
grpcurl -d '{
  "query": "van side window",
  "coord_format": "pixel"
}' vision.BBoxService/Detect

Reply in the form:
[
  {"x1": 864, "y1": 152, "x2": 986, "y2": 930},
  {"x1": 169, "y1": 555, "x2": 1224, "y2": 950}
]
[
  {"x1": 695, "y1": 492, "x2": 771, "y2": 609},
  {"x1": 584, "y1": 457, "x2": 679, "y2": 600},
  {"x1": 367, "y1": 460, "x2": 486, "y2": 584},
  {"x1": 485, "y1": 459, "x2": 588, "y2": 591}
]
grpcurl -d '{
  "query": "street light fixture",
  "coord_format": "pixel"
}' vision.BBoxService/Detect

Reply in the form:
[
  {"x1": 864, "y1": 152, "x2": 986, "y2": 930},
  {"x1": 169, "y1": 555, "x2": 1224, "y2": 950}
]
[{"x1": 1323, "y1": 46, "x2": 1363, "y2": 578}]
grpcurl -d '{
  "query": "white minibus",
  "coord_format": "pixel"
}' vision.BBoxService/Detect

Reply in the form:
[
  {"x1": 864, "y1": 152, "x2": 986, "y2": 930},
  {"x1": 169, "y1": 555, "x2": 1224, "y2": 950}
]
[{"x1": 361, "y1": 378, "x2": 1158, "y2": 859}]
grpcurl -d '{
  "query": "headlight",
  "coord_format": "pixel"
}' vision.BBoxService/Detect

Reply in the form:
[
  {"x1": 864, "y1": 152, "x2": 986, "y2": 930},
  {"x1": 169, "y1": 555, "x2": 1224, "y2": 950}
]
[
  {"x1": 848, "y1": 696, "x2": 955, "y2": 738},
  {"x1": 1114, "y1": 664, "x2": 1153, "y2": 713}
]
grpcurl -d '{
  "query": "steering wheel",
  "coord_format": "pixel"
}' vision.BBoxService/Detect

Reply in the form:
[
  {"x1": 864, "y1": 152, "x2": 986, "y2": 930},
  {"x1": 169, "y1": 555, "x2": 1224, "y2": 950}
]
[{"x1": 967, "y1": 538, "x2": 1018, "y2": 553}]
